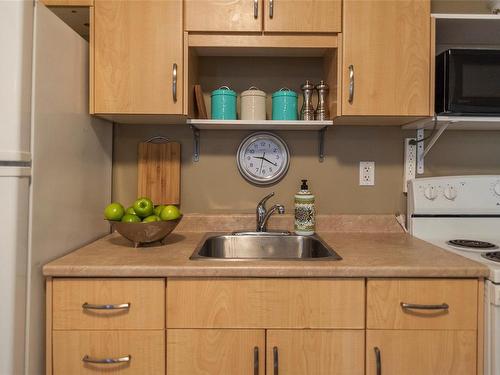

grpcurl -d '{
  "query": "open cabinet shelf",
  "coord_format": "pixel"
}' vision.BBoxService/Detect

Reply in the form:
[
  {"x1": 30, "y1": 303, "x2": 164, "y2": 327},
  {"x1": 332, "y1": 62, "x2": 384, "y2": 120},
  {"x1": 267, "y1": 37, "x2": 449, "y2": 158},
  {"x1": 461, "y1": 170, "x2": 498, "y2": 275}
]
[{"x1": 187, "y1": 119, "x2": 333, "y2": 131}]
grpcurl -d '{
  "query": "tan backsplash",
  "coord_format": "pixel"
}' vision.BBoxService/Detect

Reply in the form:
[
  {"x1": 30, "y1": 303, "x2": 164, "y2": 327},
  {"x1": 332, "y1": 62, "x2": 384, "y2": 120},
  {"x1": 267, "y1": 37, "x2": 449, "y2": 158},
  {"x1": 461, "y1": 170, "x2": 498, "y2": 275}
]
[{"x1": 112, "y1": 125, "x2": 500, "y2": 214}]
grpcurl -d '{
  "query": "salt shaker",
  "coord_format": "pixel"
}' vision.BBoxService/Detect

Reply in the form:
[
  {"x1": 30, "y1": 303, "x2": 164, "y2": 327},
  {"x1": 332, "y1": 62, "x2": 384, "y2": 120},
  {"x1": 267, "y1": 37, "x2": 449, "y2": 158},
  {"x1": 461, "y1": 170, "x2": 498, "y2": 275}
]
[
  {"x1": 315, "y1": 81, "x2": 330, "y2": 120},
  {"x1": 300, "y1": 80, "x2": 315, "y2": 121}
]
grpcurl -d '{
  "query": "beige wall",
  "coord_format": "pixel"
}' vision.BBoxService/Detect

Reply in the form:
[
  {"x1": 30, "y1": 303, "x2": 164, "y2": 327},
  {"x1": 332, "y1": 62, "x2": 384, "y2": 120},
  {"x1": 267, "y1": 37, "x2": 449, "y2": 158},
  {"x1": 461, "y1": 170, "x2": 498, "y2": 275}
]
[{"x1": 112, "y1": 125, "x2": 500, "y2": 215}]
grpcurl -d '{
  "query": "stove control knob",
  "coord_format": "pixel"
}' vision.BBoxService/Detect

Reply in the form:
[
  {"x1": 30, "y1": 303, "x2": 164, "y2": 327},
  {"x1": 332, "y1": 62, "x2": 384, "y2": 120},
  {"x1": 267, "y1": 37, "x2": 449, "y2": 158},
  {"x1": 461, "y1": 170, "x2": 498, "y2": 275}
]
[
  {"x1": 494, "y1": 182, "x2": 500, "y2": 196},
  {"x1": 444, "y1": 186, "x2": 457, "y2": 201},
  {"x1": 424, "y1": 186, "x2": 437, "y2": 201}
]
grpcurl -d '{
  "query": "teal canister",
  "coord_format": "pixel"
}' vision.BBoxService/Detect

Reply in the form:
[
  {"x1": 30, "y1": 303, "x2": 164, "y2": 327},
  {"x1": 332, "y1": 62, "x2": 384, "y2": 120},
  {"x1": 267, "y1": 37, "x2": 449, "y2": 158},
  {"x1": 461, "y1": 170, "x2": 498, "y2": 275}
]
[
  {"x1": 211, "y1": 86, "x2": 237, "y2": 120},
  {"x1": 272, "y1": 88, "x2": 298, "y2": 120}
]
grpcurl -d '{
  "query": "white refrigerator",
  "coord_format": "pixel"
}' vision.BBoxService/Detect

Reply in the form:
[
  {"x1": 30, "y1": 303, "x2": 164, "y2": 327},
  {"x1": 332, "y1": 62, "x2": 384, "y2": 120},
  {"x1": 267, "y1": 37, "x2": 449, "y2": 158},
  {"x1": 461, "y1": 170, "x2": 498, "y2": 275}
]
[{"x1": 0, "y1": 1, "x2": 113, "y2": 374}]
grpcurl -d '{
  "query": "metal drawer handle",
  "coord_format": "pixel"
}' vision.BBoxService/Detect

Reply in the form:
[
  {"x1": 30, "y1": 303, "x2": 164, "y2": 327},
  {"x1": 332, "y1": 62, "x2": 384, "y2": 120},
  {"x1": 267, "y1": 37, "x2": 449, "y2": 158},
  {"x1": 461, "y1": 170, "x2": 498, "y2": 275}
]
[
  {"x1": 374, "y1": 347, "x2": 381, "y2": 375},
  {"x1": 269, "y1": 0, "x2": 274, "y2": 18},
  {"x1": 348, "y1": 64, "x2": 354, "y2": 103},
  {"x1": 82, "y1": 302, "x2": 131, "y2": 310},
  {"x1": 254, "y1": 346, "x2": 259, "y2": 375},
  {"x1": 273, "y1": 346, "x2": 278, "y2": 375},
  {"x1": 82, "y1": 355, "x2": 131, "y2": 364},
  {"x1": 172, "y1": 63, "x2": 178, "y2": 102},
  {"x1": 401, "y1": 302, "x2": 449, "y2": 311},
  {"x1": 254, "y1": 0, "x2": 258, "y2": 18}
]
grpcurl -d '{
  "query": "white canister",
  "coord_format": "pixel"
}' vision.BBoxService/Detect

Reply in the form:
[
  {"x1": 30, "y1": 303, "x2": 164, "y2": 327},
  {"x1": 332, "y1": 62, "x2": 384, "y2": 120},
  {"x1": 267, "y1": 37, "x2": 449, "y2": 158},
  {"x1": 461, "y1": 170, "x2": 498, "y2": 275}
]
[{"x1": 241, "y1": 87, "x2": 266, "y2": 120}]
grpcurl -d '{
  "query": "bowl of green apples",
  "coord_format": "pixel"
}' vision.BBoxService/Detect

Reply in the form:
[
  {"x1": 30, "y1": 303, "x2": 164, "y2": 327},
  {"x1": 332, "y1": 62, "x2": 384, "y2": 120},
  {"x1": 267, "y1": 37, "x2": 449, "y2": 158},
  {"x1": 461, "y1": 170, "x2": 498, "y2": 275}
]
[{"x1": 104, "y1": 197, "x2": 182, "y2": 248}]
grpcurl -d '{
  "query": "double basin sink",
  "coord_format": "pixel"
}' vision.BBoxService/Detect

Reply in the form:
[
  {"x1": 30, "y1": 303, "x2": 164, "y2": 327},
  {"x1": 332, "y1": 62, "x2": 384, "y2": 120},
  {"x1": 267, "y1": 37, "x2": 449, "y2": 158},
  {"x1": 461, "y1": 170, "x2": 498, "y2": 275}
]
[{"x1": 190, "y1": 232, "x2": 341, "y2": 261}]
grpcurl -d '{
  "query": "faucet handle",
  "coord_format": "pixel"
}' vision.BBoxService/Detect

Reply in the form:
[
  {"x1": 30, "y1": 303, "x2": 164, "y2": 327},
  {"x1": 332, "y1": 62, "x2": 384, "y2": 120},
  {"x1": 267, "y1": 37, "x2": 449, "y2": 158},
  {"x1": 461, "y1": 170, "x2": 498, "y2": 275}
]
[{"x1": 257, "y1": 192, "x2": 275, "y2": 208}]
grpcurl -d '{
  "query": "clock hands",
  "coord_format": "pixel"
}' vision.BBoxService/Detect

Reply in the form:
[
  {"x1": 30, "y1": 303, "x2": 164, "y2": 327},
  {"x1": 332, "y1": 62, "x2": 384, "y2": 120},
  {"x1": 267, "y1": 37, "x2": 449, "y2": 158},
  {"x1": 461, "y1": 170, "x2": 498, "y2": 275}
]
[
  {"x1": 253, "y1": 154, "x2": 278, "y2": 167},
  {"x1": 258, "y1": 152, "x2": 265, "y2": 174}
]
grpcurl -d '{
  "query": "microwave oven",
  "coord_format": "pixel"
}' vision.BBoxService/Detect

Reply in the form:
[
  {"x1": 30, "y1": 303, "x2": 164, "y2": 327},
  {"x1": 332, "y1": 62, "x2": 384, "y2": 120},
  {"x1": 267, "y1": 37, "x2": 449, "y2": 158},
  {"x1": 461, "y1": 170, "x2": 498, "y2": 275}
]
[{"x1": 435, "y1": 49, "x2": 500, "y2": 115}]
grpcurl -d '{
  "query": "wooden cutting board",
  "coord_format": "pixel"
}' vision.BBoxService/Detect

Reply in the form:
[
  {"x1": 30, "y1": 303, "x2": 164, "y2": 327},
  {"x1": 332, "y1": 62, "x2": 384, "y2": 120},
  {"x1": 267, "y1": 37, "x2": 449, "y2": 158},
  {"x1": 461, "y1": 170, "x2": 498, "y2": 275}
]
[{"x1": 137, "y1": 140, "x2": 181, "y2": 205}]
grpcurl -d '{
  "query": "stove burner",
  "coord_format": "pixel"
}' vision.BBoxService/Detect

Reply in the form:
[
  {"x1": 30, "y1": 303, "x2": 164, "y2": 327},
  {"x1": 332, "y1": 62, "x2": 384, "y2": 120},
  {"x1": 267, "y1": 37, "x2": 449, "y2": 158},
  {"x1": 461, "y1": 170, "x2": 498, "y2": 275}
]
[
  {"x1": 447, "y1": 239, "x2": 498, "y2": 249},
  {"x1": 482, "y1": 252, "x2": 500, "y2": 263}
]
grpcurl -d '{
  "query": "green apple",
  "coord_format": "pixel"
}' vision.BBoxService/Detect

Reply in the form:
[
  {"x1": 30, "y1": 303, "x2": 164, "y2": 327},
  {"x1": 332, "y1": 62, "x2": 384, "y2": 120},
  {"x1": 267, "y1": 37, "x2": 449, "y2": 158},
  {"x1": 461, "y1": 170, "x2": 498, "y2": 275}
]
[
  {"x1": 121, "y1": 213, "x2": 141, "y2": 223},
  {"x1": 154, "y1": 205, "x2": 166, "y2": 216},
  {"x1": 104, "y1": 202, "x2": 125, "y2": 221},
  {"x1": 160, "y1": 205, "x2": 181, "y2": 221},
  {"x1": 133, "y1": 197, "x2": 154, "y2": 218},
  {"x1": 125, "y1": 206, "x2": 136, "y2": 215},
  {"x1": 143, "y1": 215, "x2": 161, "y2": 223}
]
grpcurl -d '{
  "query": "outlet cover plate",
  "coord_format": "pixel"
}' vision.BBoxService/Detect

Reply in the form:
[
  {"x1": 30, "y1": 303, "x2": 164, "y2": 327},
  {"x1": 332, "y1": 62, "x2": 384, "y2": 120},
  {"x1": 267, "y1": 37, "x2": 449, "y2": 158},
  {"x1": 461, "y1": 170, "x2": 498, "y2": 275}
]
[{"x1": 359, "y1": 161, "x2": 375, "y2": 186}]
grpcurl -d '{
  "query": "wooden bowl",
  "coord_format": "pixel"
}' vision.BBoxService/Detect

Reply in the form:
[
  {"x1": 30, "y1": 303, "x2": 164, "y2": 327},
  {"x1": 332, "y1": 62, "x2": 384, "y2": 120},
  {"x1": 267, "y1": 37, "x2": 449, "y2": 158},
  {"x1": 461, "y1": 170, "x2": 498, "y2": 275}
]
[{"x1": 110, "y1": 216, "x2": 182, "y2": 248}]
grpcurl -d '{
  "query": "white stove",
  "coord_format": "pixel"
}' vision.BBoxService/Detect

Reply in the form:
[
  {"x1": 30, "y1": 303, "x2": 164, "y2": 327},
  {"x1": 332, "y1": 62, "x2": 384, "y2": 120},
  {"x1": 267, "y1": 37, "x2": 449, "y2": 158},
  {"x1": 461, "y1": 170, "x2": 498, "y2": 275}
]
[{"x1": 408, "y1": 175, "x2": 500, "y2": 375}]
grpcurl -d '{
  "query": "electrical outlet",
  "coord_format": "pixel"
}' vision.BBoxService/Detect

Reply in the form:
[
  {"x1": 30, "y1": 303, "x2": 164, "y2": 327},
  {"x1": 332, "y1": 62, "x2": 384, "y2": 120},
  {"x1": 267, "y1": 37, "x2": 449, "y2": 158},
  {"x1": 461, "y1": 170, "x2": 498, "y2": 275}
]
[
  {"x1": 404, "y1": 138, "x2": 417, "y2": 193},
  {"x1": 359, "y1": 161, "x2": 375, "y2": 186}
]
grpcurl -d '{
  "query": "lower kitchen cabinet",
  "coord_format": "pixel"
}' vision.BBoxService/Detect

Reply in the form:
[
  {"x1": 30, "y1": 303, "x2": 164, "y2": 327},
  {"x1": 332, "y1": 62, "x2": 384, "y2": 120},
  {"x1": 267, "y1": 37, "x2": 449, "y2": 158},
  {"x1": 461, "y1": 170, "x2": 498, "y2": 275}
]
[
  {"x1": 52, "y1": 330, "x2": 165, "y2": 375},
  {"x1": 166, "y1": 329, "x2": 265, "y2": 375},
  {"x1": 266, "y1": 330, "x2": 365, "y2": 375},
  {"x1": 366, "y1": 330, "x2": 477, "y2": 375}
]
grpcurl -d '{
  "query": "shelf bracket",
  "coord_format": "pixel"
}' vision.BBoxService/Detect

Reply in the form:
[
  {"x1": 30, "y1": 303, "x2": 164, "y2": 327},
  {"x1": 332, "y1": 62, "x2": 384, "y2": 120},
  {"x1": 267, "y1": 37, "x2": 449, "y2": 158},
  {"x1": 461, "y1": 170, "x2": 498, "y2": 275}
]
[
  {"x1": 191, "y1": 126, "x2": 200, "y2": 162},
  {"x1": 415, "y1": 119, "x2": 452, "y2": 173},
  {"x1": 318, "y1": 127, "x2": 327, "y2": 162}
]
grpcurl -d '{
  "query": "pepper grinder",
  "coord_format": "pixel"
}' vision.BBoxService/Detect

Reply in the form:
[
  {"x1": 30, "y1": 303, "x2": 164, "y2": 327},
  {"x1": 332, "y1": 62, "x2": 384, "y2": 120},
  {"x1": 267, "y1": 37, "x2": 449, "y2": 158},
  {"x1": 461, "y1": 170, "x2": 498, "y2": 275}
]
[
  {"x1": 315, "y1": 80, "x2": 330, "y2": 120},
  {"x1": 300, "y1": 80, "x2": 315, "y2": 121}
]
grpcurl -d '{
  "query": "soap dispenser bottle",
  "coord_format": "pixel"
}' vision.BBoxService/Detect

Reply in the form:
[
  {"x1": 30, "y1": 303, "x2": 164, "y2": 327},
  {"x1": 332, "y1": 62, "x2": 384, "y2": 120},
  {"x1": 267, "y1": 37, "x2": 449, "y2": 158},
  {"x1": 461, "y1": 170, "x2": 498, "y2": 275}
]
[{"x1": 294, "y1": 179, "x2": 315, "y2": 235}]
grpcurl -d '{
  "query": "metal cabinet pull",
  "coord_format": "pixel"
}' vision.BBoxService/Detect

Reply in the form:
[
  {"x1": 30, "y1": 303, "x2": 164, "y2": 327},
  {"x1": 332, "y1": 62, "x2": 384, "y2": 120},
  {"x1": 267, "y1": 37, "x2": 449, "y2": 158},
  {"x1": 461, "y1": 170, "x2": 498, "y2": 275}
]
[
  {"x1": 273, "y1": 346, "x2": 278, "y2": 375},
  {"x1": 374, "y1": 347, "x2": 381, "y2": 375},
  {"x1": 172, "y1": 63, "x2": 178, "y2": 102},
  {"x1": 348, "y1": 64, "x2": 354, "y2": 104},
  {"x1": 254, "y1": 347, "x2": 259, "y2": 375},
  {"x1": 269, "y1": 0, "x2": 274, "y2": 18},
  {"x1": 254, "y1": 0, "x2": 258, "y2": 18},
  {"x1": 82, "y1": 355, "x2": 131, "y2": 364},
  {"x1": 82, "y1": 302, "x2": 130, "y2": 310},
  {"x1": 401, "y1": 302, "x2": 449, "y2": 311}
]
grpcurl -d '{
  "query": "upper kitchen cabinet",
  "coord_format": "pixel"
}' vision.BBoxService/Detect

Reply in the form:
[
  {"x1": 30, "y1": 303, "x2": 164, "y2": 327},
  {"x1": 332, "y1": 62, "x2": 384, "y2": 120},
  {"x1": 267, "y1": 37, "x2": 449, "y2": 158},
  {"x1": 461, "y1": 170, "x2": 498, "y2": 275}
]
[
  {"x1": 342, "y1": 0, "x2": 432, "y2": 117},
  {"x1": 184, "y1": 0, "x2": 341, "y2": 33},
  {"x1": 184, "y1": 0, "x2": 262, "y2": 32},
  {"x1": 263, "y1": 0, "x2": 341, "y2": 33},
  {"x1": 91, "y1": 0, "x2": 183, "y2": 115}
]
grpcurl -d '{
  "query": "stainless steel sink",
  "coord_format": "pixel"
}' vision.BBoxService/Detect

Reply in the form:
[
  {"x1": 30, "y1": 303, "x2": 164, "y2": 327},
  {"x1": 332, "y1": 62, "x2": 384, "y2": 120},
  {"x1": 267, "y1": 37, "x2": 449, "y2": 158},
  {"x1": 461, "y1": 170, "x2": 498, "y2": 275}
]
[{"x1": 190, "y1": 232, "x2": 342, "y2": 261}]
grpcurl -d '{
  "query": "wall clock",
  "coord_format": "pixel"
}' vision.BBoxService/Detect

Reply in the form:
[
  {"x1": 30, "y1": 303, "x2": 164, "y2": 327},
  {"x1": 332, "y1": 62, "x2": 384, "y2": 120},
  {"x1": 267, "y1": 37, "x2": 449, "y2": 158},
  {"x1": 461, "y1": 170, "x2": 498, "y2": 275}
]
[{"x1": 237, "y1": 132, "x2": 290, "y2": 185}]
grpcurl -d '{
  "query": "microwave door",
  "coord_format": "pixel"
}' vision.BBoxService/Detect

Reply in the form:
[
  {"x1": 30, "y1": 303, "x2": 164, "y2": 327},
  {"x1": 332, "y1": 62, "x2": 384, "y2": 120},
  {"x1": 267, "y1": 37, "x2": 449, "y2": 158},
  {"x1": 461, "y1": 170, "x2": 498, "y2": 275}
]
[{"x1": 449, "y1": 50, "x2": 500, "y2": 115}]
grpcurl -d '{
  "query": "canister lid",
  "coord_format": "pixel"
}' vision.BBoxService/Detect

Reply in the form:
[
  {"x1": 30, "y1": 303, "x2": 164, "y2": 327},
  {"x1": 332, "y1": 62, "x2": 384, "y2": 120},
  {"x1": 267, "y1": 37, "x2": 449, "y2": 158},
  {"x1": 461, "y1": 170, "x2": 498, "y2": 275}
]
[
  {"x1": 272, "y1": 88, "x2": 298, "y2": 98},
  {"x1": 241, "y1": 86, "x2": 266, "y2": 98},
  {"x1": 211, "y1": 86, "x2": 237, "y2": 97}
]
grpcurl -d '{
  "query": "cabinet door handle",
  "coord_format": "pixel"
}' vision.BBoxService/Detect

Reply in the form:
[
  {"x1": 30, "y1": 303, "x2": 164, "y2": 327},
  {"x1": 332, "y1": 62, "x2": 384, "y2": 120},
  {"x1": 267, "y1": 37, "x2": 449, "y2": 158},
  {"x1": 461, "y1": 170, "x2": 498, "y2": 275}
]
[
  {"x1": 269, "y1": 0, "x2": 274, "y2": 18},
  {"x1": 348, "y1": 64, "x2": 354, "y2": 104},
  {"x1": 374, "y1": 347, "x2": 381, "y2": 375},
  {"x1": 82, "y1": 302, "x2": 130, "y2": 310},
  {"x1": 254, "y1": 0, "x2": 258, "y2": 18},
  {"x1": 82, "y1": 355, "x2": 131, "y2": 364},
  {"x1": 172, "y1": 63, "x2": 178, "y2": 103},
  {"x1": 401, "y1": 302, "x2": 449, "y2": 311},
  {"x1": 273, "y1": 346, "x2": 278, "y2": 375},
  {"x1": 254, "y1": 347, "x2": 259, "y2": 375}
]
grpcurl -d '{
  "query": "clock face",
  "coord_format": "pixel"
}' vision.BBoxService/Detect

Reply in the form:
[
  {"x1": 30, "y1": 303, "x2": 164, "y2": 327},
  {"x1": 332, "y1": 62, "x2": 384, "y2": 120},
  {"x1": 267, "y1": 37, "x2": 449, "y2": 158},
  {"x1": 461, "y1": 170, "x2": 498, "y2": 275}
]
[{"x1": 237, "y1": 132, "x2": 290, "y2": 185}]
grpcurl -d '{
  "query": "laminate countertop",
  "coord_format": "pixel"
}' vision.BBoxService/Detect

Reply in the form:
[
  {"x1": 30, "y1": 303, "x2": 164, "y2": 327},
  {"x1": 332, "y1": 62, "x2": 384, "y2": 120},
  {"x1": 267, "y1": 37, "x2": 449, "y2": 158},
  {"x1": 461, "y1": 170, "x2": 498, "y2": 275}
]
[{"x1": 43, "y1": 215, "x2": 488, "y2": 278}]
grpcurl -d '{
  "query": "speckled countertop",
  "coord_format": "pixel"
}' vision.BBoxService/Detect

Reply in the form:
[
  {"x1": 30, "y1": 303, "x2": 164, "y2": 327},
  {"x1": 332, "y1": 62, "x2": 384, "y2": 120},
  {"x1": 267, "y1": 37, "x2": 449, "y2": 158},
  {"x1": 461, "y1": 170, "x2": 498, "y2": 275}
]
[{"x1": 43, "y1": 214, "x2": 489, "y2": 278}]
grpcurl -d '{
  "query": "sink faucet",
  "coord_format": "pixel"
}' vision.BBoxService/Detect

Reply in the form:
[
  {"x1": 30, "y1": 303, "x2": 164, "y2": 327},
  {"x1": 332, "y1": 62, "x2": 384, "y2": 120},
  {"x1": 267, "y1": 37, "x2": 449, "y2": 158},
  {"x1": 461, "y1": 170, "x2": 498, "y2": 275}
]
[{"x1": 256, "y1": 192, "x2": 285, "y2": 232}]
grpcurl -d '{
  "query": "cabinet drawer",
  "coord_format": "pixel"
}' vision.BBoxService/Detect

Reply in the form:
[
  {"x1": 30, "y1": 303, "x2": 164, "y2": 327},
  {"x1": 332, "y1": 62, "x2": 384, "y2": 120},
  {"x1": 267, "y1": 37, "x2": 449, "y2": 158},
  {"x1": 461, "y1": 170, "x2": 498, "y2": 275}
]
[
  {"x1": 53, "y1": 278, "x2": 165, "y2": 330},
  {"x1": 166, "y1": 278, "x2": 365, "y2": 328},
  {"x1": 367, "y1": 279, "x2": 478, "y2": 330},
  {"x1": 53, "y1": 330, "x2": 165, "y2": 375}
]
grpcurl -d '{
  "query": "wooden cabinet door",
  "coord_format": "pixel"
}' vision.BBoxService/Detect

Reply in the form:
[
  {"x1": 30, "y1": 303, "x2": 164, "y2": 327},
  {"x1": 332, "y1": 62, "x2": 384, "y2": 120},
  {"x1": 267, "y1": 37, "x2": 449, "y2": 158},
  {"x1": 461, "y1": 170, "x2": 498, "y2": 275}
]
[
  {"x1": 93, "y1": 0, "x2": 182, "y2": 114},
  {"x1": 342, "y1": 0, "x2": 431, "y2": 116},
  {"x1": 263, "y1": 0, "x2": 341, "y2": 33},
  {"x1": 167, "y1": 329, "x2": 265, "y2": 375},
  {"x1": 366, "y1": 330, "x2": 477, "y2": 375},
  {"x1": 266, "y1": 330, "x2": 365, "y2": 375},
  {"x1": 185, "y1": 0, "x2": 262, "y2": 32}
]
